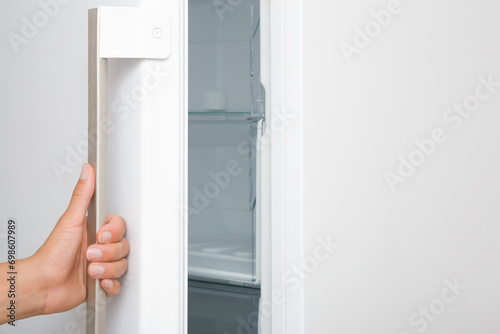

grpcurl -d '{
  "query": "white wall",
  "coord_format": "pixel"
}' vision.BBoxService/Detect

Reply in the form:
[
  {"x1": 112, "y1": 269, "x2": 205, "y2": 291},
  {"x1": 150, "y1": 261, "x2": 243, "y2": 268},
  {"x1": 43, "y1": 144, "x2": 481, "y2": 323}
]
[{"x1": 300, "y1": 0, "x2": 500, "y2": 333}]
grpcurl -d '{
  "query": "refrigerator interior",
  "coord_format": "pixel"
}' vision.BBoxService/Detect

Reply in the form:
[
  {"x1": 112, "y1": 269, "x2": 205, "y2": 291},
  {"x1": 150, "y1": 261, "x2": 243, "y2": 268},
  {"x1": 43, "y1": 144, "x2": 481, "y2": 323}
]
[{"x1": 188, "y1": 0, "x2": 264, "y2": 332}]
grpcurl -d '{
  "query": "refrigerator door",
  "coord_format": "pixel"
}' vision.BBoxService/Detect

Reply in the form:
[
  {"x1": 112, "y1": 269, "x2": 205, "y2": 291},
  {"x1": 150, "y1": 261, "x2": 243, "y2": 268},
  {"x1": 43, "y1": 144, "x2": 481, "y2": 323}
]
[
  {"x1": 300, "y1": 1, "x2": 500, "y2": 334},
  {"x1": 0, "y1": 1, "x2": 186, "y2": 333}
]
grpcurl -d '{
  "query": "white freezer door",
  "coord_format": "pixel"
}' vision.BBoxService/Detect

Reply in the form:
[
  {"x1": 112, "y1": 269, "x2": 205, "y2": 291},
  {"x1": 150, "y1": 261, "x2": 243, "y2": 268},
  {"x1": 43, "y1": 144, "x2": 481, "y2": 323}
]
[
  {"x1": 300, "y1": 1, "x2": 500, "y2": 334},
  {"x1": 0, "y1": 1, "x2": 187, "y2": 333}
]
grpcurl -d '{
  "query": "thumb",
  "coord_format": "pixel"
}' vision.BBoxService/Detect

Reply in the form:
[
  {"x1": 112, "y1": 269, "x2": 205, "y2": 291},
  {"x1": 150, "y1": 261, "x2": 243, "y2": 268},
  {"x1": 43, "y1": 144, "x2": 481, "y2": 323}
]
[{"x1": 64, "y1": 163, "x2": 95, "y2": 220}]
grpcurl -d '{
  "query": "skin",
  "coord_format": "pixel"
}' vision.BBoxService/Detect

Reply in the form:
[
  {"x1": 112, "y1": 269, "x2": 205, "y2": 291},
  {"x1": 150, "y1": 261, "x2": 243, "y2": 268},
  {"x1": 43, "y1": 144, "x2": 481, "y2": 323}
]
[{"x1": 0, "y1": 163, "x2": 129, "y2": 325}]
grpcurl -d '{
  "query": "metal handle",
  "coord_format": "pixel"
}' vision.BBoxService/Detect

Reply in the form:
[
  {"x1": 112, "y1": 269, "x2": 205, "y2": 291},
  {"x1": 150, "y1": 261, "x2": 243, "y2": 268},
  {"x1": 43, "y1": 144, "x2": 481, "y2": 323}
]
[
  {"x1": 88, "y1": 8, "x2": 108, "y2": 334},
  {"x1": 87, "y1": 7, "x2": 170, "y2": 334}
]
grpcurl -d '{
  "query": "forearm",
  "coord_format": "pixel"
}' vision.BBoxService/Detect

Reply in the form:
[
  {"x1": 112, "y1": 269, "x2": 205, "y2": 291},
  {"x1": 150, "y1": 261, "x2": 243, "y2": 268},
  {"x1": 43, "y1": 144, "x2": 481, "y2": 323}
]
[{"x1": 0, "y1": 258, "x2": 47, "y2": 325}]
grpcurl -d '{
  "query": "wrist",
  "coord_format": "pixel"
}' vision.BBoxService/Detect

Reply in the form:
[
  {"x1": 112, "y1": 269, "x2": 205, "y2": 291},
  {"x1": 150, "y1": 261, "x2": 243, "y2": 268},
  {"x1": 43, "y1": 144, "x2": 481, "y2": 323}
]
[{"x1": 16, "y1": 256, "x2": 48, "y2": 319}]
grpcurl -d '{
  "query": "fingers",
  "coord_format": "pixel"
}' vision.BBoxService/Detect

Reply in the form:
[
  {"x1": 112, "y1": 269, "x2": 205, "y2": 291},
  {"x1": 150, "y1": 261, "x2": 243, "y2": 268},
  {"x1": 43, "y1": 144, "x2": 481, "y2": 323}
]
[
  {"x1": 86, "y1": 239, "x2": 130, "y2": 262},
  {"x1": 97, "y1": 214, "x2": 127, "y2": 244},
  {"x1": 64, "y1": 164, "x2": 95, "y2": 220},
  {"x1": 88, "y1": 258, "x2": 128, "y2": 280},
  {"x1": 101, "y1": 279, "x2": 121, "y2": 297},
  {"x1": 88, "y1": 215, "x2": 128, "y2": 298}
]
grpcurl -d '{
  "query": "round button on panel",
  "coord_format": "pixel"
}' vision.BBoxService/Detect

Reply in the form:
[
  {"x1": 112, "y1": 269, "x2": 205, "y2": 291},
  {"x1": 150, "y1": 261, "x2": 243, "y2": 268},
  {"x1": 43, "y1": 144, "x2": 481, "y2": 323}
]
[{"x1": 152, "y1": 28, "x2": 162, "y2": 39}]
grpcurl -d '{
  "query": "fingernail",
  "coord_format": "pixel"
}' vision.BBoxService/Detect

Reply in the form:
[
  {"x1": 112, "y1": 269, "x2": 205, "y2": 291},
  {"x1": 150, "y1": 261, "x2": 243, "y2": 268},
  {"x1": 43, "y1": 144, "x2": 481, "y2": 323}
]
[
  {"x1": 86, "y1": 247, "x2": 102, "y2": 261},
  {"x1": 90, "y1": 265, "x2": 105, "y2": 277},
  {"x1": 99, "y1": 231, "x2": 112, "y2": 244},
  {"x1": 104, "y1": 279, "x2": 114, "y2": 289},
  {"x1": 80, "y1": 164, "x2": 90, "y2": 180}
]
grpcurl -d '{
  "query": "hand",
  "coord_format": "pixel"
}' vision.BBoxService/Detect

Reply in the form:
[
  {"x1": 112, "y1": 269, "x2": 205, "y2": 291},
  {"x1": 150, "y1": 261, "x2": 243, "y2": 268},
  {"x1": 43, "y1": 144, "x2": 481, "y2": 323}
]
[{"x1": 31, "y1": 163, "x2": 129, "y2": 315}]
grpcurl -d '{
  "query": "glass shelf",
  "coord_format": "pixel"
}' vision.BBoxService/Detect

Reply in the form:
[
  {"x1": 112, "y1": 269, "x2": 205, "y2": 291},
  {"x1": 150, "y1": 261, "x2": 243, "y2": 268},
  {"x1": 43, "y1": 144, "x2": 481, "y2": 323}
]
[{"x1": 189, "y1": 111, "x2": 265, "y2": 121}]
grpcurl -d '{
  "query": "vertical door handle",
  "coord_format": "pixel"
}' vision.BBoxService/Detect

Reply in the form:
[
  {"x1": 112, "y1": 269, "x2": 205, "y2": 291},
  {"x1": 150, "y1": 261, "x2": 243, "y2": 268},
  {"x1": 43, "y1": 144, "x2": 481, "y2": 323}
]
[{"x1": 87, "y1": 7, "x2": 170, "y2": 334}]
